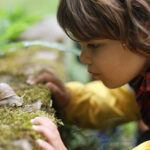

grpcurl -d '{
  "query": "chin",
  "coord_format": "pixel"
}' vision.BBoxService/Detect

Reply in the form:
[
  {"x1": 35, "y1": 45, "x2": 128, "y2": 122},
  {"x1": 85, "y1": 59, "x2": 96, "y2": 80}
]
[{"x1": 102, "y1": 81, "x2": 123, "y2": 89}]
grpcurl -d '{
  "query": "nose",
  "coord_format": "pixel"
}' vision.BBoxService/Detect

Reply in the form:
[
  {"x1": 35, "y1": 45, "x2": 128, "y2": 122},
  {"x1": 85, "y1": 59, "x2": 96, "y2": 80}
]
[{"x1": 79, "y1": 50, "x2": 92, "y2": 65}]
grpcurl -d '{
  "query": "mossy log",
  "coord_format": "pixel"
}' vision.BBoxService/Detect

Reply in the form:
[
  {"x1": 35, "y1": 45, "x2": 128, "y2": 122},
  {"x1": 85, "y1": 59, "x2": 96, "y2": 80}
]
[{"x1": 0, "y1": 47, "x2": 65, "y2": 150}]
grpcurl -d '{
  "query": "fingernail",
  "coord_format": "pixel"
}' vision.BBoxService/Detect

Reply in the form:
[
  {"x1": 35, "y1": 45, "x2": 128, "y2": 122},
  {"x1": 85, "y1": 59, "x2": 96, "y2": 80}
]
[
  {"x1": 34, "y1": 117, "x2": 40, "y2": 120},
  {"x1": 30, "y1": 82, "x2": 35, "y2": 85},
  {"x1": 30, "y1": 119, "x2": 35, "y2": 123},
  {"x1": 27, "y1": 80, "x2": 35, "y2": 85},
  {"x1": 36, "y1": 139, "x2": 43, "y2": 144},
  {"x1": 30, "y1": 117, "x2": 41, "y2": 124},
  {"x1": 32, "y1": 125, "x2": 39, "y2": 130}
]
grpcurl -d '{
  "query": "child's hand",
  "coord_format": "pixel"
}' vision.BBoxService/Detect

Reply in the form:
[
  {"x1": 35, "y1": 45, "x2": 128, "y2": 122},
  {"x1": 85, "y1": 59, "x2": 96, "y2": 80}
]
[
  {"x1": 31, "y1": 117, "x2": 67, "y2": 150},
  {"x1": 27, "y1": 69, "x2": 70, "y2": 108}
]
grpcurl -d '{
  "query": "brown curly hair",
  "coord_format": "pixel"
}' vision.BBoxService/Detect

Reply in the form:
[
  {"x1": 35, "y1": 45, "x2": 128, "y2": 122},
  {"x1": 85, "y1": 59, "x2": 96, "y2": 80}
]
[{"x1": 57, "y1": 0, "x2": 150, "y2": 56}]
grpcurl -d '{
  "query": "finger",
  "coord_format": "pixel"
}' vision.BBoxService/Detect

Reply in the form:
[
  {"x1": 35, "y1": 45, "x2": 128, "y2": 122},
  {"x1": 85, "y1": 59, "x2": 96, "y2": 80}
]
[
  {"x1": 26, "y1": 76, "x2": 35, "y2": 85},
  {"x1": 46, "y1": 82, "x2": 67, "y2": 107},
  {"x1": 42, "y1": 68, "x2": 57, "y2": 76},
  {"x1": 36, "y1": 139, "x2": 54, "y2": 150},
  {"x1": 37, "y1": 69, "x2": 65, "y2": 90},
  {"x1": 27, "y1": 68, "x2": 65, "y2": 90},
  {"x1": 27, "y1": 73, "x2": 53, "y2": 85},
  {"x1": 30, "y1": 117, "x2": 56, "y2": 129},
  {"x1": 46, "y1": 82, "x2": 67, "y2": 100},
  {"x1": 32, "y1": 125, "x2": 60, "y2": 143},
  {"x1": 46, "y1": 82, "x2": 60, "y2": 96}
]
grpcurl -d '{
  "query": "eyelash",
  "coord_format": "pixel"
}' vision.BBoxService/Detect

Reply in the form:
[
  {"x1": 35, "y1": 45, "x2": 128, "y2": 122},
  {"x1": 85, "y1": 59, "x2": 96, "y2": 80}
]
[{"x1": 87, "y1": 44, "x2": 100, "y2": 49}]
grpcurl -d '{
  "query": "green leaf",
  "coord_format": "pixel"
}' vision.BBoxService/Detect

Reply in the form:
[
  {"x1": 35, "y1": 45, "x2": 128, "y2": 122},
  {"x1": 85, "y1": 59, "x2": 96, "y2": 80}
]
[
  {"x1": 1, "y1": 41, "x2": 81, "y2": 56},
  {"x1": 0, "y1": 7, "x2": 41, "y2": 47}
]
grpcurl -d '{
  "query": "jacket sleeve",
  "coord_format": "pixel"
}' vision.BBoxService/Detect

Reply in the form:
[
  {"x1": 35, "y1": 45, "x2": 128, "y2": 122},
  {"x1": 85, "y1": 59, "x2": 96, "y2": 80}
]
[
  {"x1": 62, "y1": 81, "x2": 140, "y2": 129},
  {"x1": 132, "y1": 141, "x2": 150, "y2": 150}
]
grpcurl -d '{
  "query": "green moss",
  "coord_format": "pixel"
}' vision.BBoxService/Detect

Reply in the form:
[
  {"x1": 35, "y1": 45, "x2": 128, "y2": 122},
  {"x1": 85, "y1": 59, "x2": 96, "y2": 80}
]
[
  {"x1": 0, "y1": 47, "x2": 66, "y2": 80},
  {"x1": 21, "y1": 84, "x2": 51, "y2": 106},
  {"x1": 0, "y1": 47, "x2": 65, "y2": 149},
  {"x1": 0, "y1": 144, "x2": 22, "y2": 150},
  {"x1": 0, "y1": 107, "x2": 60, "y2": 150}
]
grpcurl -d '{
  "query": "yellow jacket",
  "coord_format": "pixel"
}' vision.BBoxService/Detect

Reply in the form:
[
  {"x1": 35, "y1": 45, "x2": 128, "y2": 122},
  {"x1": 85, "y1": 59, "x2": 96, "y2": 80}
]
[{"x1": 62, "y1": 81, "x2": 150, "y2": 150}]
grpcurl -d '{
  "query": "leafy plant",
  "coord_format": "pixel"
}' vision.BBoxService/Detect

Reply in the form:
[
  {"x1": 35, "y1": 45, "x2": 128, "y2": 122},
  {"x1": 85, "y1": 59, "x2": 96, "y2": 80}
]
[{"x1": 0, "y1": 7, "x2": 40, "y2": 48}]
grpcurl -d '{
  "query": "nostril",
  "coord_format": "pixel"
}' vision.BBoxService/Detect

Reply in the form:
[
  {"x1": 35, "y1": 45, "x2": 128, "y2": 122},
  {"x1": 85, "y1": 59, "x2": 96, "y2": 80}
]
[{"x1": 79, "y1": 54, "x2": 92, "y2": 65}]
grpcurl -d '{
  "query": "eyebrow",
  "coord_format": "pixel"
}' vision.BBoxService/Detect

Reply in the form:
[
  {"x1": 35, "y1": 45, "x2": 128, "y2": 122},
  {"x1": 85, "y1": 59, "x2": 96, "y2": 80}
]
[{"x1": 87, "y1": 39, "x2": 108, "y2": 43}]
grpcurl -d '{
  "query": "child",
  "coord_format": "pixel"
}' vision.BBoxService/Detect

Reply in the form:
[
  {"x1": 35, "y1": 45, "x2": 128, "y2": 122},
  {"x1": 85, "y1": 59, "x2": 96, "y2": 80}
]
[{"x1": 28, "y1": 0, "x2": 150, "y2": 150}]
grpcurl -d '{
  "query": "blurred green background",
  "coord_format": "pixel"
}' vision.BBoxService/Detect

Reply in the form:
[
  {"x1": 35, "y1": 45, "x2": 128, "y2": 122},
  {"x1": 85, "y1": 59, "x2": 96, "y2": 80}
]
[
  {"x1": 0, "y1": 1, "x2": 137, "y2": 150},
  {"x1": 0, "y1": 0, "x2": 59, "y2": 15}
]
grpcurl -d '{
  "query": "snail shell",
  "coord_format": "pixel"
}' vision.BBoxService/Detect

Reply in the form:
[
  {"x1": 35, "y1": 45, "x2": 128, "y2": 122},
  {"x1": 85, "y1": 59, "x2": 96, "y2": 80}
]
[
  {"x1": 0, "y1": 83, "x2": 23, "y2": 106},
  {"x1": 0, "y1": 83, "x2": 16, "y2": 100}
]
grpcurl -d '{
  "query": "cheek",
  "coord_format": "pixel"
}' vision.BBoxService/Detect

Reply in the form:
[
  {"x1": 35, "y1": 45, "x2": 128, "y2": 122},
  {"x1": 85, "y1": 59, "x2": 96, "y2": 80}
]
[
  {"x1": 96, "y1": 60, "x2": 146, "y2": 89},
  {"x1": 100, "y1": 68, "x2": 129, "y2": 88},
  {"x1": 95, "y1": 55, "x2": 121, "y2": 76},
  {"x1": 94, "y1": 57, "x2": 132, "y2": 88},
  {"x1": 92, "y1": 46, "x2": 147, "y2": 88}
]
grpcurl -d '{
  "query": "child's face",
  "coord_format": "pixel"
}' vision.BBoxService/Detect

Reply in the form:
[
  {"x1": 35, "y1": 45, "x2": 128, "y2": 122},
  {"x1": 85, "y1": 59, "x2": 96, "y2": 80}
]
[{"x1": 79, "y1": 39, "x2": 149, "y2": 88}]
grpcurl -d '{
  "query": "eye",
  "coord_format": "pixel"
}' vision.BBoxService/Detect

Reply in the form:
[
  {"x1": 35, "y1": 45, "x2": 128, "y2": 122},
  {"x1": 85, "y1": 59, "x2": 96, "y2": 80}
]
[{"x1": 87, "y1": 43, "x2": 100, "y2": 49}]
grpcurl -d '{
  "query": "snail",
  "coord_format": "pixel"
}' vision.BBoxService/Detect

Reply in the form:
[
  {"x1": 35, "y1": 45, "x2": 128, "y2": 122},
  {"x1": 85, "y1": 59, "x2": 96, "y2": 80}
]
[{"x1": 0, "y1": 83, "x2": 23, "y2": 106}]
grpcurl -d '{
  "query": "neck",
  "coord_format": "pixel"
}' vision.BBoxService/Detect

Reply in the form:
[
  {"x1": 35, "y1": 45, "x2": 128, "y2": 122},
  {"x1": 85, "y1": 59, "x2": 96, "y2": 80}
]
[{"x1": 140, "y1": 59, "x2": 150, "y2": 76}]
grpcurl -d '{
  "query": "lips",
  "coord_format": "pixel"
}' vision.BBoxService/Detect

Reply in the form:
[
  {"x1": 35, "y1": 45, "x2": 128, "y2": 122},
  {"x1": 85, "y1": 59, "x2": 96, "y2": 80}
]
[
  {"x1": 88, "y1": 71, "x2": 99, "y2": 77},
  {"x1": 91, "y1": 73, "x2": 99, "y2": 77}
]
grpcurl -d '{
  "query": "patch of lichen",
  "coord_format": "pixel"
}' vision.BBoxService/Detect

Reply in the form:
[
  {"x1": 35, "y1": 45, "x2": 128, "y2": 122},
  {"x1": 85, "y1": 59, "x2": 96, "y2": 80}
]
[{"x1": 0, "y1": 107, "x2": 59, "y2": 150}]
